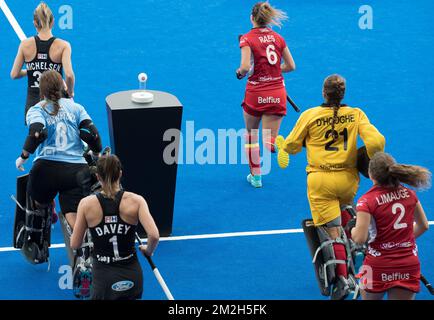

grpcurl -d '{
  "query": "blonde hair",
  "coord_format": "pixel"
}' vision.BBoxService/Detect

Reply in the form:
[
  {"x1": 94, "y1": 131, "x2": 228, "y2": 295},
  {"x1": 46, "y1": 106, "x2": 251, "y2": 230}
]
[
  {"x1": 34, "y1": 2, "x2": 54, "y2": 30},
  {"x1": 251, "y1": 2, "x2": 287, "y2": 28}
]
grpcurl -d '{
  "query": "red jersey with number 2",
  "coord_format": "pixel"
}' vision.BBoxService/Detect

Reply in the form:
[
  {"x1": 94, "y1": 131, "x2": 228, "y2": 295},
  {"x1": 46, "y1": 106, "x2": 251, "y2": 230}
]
[
  {"x1": 239, "y1": 28, "x2": 286, "y2": 92},
  {"x1": 356, "y1": 184, "x2": 420, "y2": 293}
]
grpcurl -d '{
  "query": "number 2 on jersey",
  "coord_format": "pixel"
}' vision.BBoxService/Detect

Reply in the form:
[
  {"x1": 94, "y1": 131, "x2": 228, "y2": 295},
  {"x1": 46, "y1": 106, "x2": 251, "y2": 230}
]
[{"x1": 392, "y1": 202, "x2": 408, "y2": 230}]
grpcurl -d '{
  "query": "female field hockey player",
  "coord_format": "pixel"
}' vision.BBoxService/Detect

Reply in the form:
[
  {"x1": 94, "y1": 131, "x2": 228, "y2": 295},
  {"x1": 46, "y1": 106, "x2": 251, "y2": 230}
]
[
  {"x1": 237, "y1": 2, "x2": 296, "y2": 188},
  {"x1": 71, "y1": 154, "x2": 160, "y2": 300},
  {"x1": 279, "y1": 74, "x2": 385, "y2": 297},
  {"x1": 10, "y1": 2, "x2": 75, "y2": 123},
  {"x1": 350, "y1": 152, "x2": 430, "y2": 300},
  {"x1": 15, "y1": 70, "x2": 102, "y2": 264}
]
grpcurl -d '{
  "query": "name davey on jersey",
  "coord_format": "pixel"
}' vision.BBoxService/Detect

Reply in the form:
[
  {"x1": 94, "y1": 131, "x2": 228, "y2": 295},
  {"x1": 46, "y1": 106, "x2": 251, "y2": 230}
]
[
  {"x1": 375, "y1": 188, "x2": 410, "y2": 206},
  {"x1": 94, "y1": 223, "x2": 131, "y2": 237}
]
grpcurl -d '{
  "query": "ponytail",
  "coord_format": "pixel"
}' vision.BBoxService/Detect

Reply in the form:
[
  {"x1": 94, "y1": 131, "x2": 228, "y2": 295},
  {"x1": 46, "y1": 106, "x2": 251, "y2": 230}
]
[
  {"x1": 39, "y1": 70, "x2": 63, "y2": 116},
  {"x1": 323, "y1": 74, "x2": 346, "y2": 141},
  {"x1": 34, "y1": 2, "x2": 54, "y2": 30},
  {"x1": 251, "y1": 2, "x2": 287, "y2": 28},
  {"x1": 369, "y1": 152, "x2": 432, "y2": 190},
  {"x1": 97, "y1": 154, "x2": 122, "y2": 199}
]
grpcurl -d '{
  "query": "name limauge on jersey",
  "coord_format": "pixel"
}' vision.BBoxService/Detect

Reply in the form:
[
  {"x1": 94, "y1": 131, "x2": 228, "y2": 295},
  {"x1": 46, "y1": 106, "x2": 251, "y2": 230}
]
[
  {"x1": 316, "y1": 114, "x2": 355, "y2": 127},
  {"x1": 26, "y1": 61, "x2": 62, "y2": 72},
  {"x1": 375, "y1": 188, "x2": 410, "y2": 206},
  {"x1": 94, "y1": 223, "x2": 131, "y2": 237}
]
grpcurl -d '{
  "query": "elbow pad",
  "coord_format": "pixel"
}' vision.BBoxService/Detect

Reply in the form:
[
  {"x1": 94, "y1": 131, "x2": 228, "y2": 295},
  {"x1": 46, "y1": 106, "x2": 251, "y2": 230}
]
[
  {"x1": 23, "y1": 122, "x2": 47, "y2": 154},
  {"x1": 79, "y1": 120, "x2": 102, "y2": 153}
]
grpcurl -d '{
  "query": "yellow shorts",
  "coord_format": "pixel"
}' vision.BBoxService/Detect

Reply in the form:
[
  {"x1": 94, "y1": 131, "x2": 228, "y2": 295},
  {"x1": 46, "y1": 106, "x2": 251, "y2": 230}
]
[{"x1": 307, "y1": 169, "x2": 359, "y2": 226}]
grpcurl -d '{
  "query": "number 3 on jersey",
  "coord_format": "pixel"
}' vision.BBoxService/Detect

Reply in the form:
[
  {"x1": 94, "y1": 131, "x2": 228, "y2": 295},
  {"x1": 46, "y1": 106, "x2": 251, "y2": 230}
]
[{"x1": 31, "y1": 71, "x2": 42, "y2": 88}]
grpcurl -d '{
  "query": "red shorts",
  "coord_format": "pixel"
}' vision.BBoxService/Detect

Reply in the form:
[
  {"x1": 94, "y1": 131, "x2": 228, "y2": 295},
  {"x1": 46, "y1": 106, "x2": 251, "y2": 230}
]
[
  {"x1": 242, "y1": 88, "x2": 287, "y2": 117},
  {"x1": 359, "y1": 259, "x2": 420, "y2": 293}
]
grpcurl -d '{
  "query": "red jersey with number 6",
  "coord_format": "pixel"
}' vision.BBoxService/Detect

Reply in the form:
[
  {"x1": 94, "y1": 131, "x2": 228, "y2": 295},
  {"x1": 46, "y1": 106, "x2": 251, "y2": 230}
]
[
  {"x1": 356, "y1": 184, "x2": 419, "y2": 266},
  {"x1": 239, "y1": 27, "x2": 286, "y2": 92}
]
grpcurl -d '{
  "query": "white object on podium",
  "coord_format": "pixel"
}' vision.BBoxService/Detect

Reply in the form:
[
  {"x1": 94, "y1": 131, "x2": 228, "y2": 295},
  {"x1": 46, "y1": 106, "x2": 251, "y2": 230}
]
[{"x1": 131, "y1": 91, "x2": 154, "y2": 103}]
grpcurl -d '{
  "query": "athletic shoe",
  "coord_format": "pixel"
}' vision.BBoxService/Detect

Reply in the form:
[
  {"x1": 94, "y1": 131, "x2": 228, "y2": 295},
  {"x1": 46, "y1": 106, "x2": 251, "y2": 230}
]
[
  {"x1": 247, "y1": 174, "x2": 262, "y2": 188},
  {"x1": 275, "y1": 135, "x2": 290, "y2": 169},
  {"x1": 73, "y1": 257, "x2": 93, "y2": 300}
]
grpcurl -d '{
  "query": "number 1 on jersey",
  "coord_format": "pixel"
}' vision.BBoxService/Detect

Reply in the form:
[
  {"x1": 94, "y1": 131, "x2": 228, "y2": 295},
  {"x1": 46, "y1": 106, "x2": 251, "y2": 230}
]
[{"x1": 109, "y1": 235, "x2": 121, "y2": 259}]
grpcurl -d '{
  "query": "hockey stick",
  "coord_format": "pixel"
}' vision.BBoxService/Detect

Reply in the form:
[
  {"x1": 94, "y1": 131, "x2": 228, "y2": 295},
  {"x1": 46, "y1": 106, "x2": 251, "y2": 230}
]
[
  {"x1": 237, "y1": 34, "x2": 300, "y2": 113},
  {"x1": 135, "y1": 233, "x2": 175, "y2": 300},
  {"x1": 420, "y1": 274, "x2": 434, "y2": 295}
]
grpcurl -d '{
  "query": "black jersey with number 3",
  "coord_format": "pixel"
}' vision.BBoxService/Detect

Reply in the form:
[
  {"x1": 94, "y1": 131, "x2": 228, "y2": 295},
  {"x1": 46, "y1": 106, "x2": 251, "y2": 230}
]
[
  {"x1": 89, "y1": 191, "x2": 137, "y2": 265},
  {"x1": 26, "y1": 36, "x2": 63, "y2": 91}
]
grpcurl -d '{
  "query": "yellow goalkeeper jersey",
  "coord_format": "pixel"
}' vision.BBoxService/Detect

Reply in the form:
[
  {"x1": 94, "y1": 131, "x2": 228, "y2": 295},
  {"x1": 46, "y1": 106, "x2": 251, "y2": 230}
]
[{"x1": 283, "y1": 105, "x2": 385, "y2": 173}]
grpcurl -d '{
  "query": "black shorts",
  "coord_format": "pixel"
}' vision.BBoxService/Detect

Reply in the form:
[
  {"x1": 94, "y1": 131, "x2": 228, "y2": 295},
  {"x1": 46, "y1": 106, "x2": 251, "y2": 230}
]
[
  {"x1": 27, "y1": 159, "x2": 91, "y2": 214},
  {"x1": 91, "y1": 256, "x2": 143, "y2": 300}
]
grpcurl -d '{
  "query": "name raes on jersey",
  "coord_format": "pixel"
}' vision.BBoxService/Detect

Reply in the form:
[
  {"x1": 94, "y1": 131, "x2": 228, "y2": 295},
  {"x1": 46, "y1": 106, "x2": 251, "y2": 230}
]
[
  {"x1": 94, "y1": 222, "x2": 131, "y2": 237},
  {"x1": 375, "y1": 188, "x2": 410, "y2": 206},
  {"x1": 316, "y1": 114, "x2": 355, "y2": 127},
  {"x1": 258, "y1": 34, "x2": 276, "y2": 43}
]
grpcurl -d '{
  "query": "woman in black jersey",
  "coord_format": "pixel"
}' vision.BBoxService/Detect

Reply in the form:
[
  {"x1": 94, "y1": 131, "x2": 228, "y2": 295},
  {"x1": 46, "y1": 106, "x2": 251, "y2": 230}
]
[
  {"x1": 71, "y1": 155, "x2": 160, "y2": 300},
  {"x1": 10, "y1": 2, "x2": 75, "y2": 123}
]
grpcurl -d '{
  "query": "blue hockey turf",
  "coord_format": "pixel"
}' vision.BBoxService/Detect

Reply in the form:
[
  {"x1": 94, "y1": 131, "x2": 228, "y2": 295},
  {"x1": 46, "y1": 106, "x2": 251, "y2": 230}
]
[{"x1": 0, "y1": 0, "x2": 433, "y2": 299}]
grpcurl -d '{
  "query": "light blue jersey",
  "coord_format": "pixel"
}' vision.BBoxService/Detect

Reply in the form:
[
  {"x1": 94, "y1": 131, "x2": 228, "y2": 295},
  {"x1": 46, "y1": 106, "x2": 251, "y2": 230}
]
[{"x1": 26, "y1": 98, "x2": 91, "y2": 164}]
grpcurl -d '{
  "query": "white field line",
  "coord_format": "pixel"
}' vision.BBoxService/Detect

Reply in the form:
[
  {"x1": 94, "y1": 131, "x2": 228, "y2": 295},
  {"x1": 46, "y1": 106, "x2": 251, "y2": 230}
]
[
  {"x1": 0, "y1": 222, "x2": 433, "y2": 253},
  {"x1": 0, "y1": 228, "x2": 304, "y2": 252},
  {"x1": 0, "y1": 0, "x2": 26, "y2": 41}
]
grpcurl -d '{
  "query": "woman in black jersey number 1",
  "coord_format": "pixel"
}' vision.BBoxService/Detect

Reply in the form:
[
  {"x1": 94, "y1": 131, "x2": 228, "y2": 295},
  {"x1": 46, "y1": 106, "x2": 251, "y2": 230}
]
[
  {"x1": 10, "y1": 2, "x2": 75, "y2": 123},
  {"x1": 71, "y1": 155, "x2": 160, "y2": 300}
]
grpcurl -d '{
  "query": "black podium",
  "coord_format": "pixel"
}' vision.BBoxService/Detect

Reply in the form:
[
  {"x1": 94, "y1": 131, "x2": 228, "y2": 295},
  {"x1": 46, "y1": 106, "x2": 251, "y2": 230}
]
[{"x1": 106, "y1": 90, "x2": 183, "y2": 236}]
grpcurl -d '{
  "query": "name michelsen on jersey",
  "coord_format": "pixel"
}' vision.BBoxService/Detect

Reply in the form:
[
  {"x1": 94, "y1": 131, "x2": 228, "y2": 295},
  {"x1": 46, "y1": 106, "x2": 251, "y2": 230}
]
[
  {"x1": 375, "y1": 188, "x2": 410, "y2": 206},
  {"x1": 26, "y1": 61, "x2": 62, "y2": 72}
]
